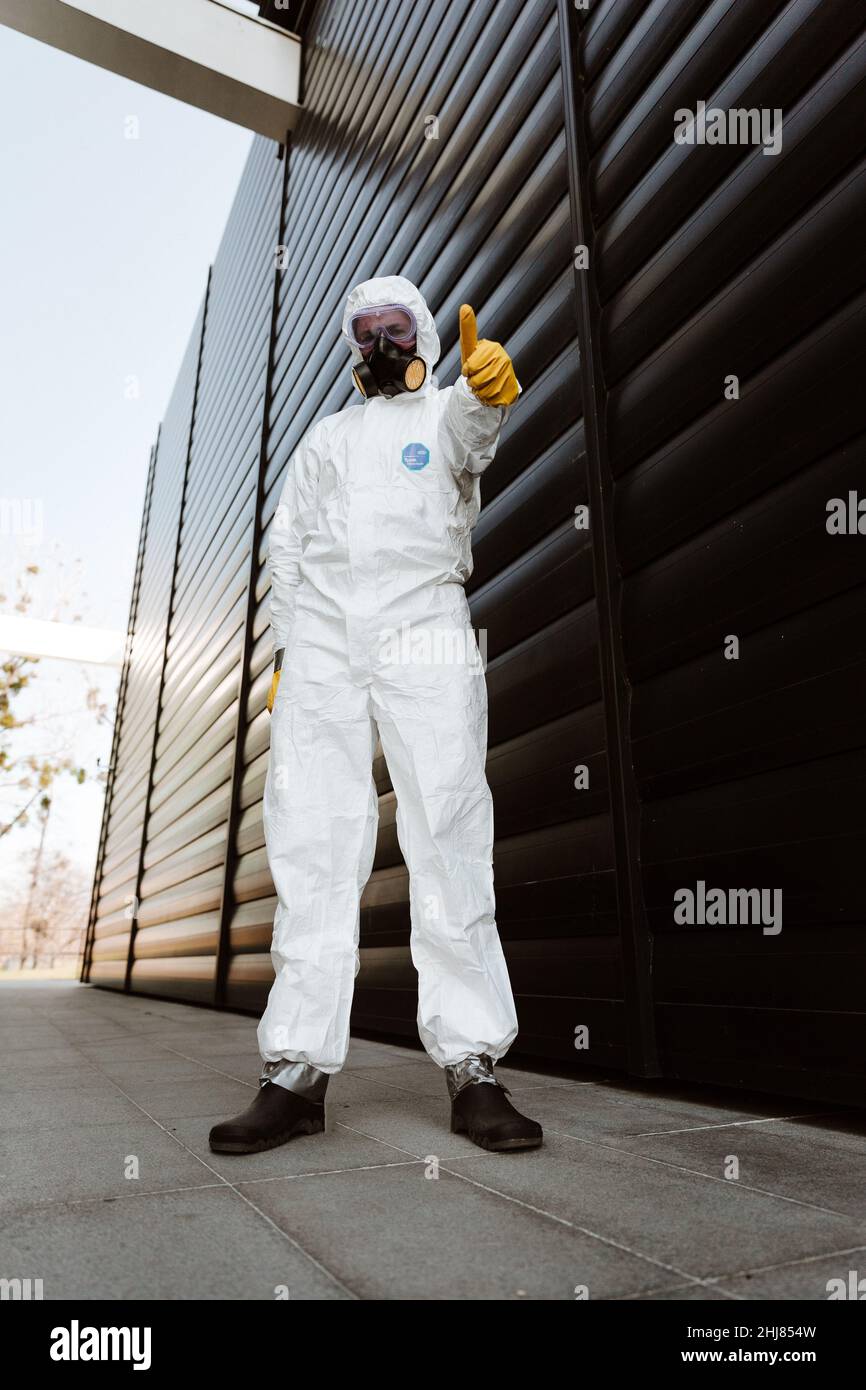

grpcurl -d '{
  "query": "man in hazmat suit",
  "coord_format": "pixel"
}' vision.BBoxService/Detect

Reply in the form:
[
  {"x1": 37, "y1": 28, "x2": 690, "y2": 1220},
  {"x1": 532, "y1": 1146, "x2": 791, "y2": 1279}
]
[{"x1": 210, "y1": 276, "x2": 543, "y2": 1155}]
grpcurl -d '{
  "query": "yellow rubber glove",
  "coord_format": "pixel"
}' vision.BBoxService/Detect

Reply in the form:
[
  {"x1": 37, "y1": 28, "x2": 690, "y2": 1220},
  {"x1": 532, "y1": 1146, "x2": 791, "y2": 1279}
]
[
  {"x1": 459, "y1": 305, "x2": 519, "y2": 407},
  {"x1": 266, "y1": 669, "x2": 281, "y2": 714}
]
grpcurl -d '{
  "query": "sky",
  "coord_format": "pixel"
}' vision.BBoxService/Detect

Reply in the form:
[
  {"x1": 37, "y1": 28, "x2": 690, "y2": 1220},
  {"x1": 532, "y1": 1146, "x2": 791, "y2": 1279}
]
[{"x1": 0, "y1": 21, "x2": 254, "y2": 906}]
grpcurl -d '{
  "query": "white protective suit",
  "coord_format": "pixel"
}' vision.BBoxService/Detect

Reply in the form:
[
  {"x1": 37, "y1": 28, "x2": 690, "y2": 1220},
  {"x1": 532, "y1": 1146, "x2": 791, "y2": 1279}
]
[{"x1": 258, "y1": 276, "x2": 519, "y2": 1073}]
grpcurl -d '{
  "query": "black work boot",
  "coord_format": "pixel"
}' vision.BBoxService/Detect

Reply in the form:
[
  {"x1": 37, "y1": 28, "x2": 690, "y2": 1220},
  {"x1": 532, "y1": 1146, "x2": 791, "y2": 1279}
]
[
  {"x1": 209, "y1": 1079, "x2": 325, "y2": 1155},
  {"x1": 447, "y1": 1055, "x2": 543, "y2": 1152}
]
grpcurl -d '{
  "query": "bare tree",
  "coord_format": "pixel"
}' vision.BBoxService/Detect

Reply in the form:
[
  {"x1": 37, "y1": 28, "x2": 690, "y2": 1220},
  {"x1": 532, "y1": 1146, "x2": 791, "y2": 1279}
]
[
  {"x1": 1, "y1": 563, "x2": 108, "y2": 838},
  {"x1": 0, "y1": 849, "x2": 91, "y2": 970}
]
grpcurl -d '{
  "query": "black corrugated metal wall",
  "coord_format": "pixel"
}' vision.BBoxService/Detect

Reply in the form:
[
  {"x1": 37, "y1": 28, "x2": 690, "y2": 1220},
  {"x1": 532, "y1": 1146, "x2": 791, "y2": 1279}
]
[
  {"x1": 85, "y1": 300, "x2": 207, "y2": 986},
  {"x1": 132, "y1": 138, "x2": 284, "y2": 1001},
  {"x1": 567, "y1": 0, "x2": 866, "y2": 1101},
  {"x1": 85, "y1": 0, "x2": 866, "y2": 1102}
]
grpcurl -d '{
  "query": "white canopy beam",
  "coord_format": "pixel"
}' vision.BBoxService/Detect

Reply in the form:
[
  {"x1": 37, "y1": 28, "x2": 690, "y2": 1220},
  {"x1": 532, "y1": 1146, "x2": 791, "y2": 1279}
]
[
  {"x1": 0, "y1": 0, "x2": 302, "y2": 140},
  {"x1": 0, "y1": 614, "x2": 125, "y2": 667}
]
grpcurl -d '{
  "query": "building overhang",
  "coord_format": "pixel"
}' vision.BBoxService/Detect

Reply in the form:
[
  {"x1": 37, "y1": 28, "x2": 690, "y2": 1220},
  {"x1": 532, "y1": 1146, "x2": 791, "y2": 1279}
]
[
  {"x1": 0, "y1": 614, "x2": 125, "y2": 667},
  {"x1": 0, "y1": 0, "x2": 302, "y2": 141}
]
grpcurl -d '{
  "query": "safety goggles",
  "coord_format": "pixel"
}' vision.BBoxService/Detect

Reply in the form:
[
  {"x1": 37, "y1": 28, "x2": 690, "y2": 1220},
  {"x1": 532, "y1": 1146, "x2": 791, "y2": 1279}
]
[{"x1": 347, "y1": 303, "x2": 417, "y2": 353}]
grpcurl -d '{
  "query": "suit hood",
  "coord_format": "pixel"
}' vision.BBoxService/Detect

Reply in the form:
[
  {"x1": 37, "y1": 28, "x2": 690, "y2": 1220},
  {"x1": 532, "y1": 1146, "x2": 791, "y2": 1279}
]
[{"x1": 341, "y1": 276, "x2": 441, "y2": 381}]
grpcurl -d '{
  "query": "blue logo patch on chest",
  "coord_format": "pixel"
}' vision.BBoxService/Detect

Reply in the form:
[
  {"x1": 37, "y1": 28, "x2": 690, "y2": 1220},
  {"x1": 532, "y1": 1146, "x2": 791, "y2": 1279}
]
[{"x1": 401, "y1": 442, "x2": 430, "y2": 471}]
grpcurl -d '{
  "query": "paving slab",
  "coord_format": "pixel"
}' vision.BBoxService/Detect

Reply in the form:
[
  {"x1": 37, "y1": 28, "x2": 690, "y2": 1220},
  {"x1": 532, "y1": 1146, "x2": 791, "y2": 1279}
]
[
  {"x1": 87, "y1": 1056, "x2": 220, "y2": 1085},
  {"x1": 325, "y1": 1071, "x2": 483, "y2": 1160},
  {"x1": 1, "y1": 1063, "x2": 109, "y2": 1094},
  {"x1": 72, "y1": 1037, "x2": 187, "y2": 1062},
  {"x1": 141, "y1": 1027, "x2": 266, "y2": 1058},
  {"x1": 104, "y1": 1075, "x2": 255, "y2": 1121},
  {"x1": 714, "y1": 1247, "x2": 866, "y2": 1300},
  {"x1": 2, "y1": 982, "x2": 864, "y2": 1301},
  {"x1": 0, "y1": 1083, "x2": 147, "y2": 1132},
  {"x1": 0, "y1": 1026, "x2": 70, "y2": 1051},
  {"x1": 515, "y1": 1080, "x2": 820, "y2": 1143},
  {"x1": 441, "y1": 1138, "x2": 856, "y2": 1283},
  {"x1": 155, "y1": 1050, "x2": 267, "y2": 1084},
  {"x1": 758, "y1": 1115, "x2": 866, "y2": 1158},
  {"x1": 347, "y1": 1058, "x2": 582, "y2": 1098},
  {"x1": 169, "y1": 1108, "x2": 423, "y2": 1182},
  {"x1": 613, "y1": 1127, "x2": 866, "y2": 1219},
  {"x1": 0, "y1": 1186, "x2": 351, "y2": 1300},
  {"x1": 341, "y1": 1041, "x2": 427, "y2": 1070},
  {"x1": 633, "y1": 1283, "x2": 735, "y2": 1300},
  {"x1": 0, "y1": 1120, "x2": 213, "y2": 1214},
  {"x1": 242, "y1": 1161, "x2": 683, "y2": 1300}
]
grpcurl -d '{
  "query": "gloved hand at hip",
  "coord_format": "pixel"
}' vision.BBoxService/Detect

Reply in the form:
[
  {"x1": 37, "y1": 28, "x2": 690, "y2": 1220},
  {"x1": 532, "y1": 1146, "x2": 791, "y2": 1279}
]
[
  {"x1": 459, "y1": 305, "x2": 519, "y2": 407},
  {"x1": 267, "y1": 649, "x2": 284, "y2": 714}
]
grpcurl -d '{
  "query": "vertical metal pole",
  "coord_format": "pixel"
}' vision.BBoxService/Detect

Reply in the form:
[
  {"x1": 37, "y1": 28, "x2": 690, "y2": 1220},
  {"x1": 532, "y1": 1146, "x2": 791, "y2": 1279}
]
[
  {"x1": 557, "y1": 0, "x2": 659, "y2": 1075},
  {"x1": 214, "y1": 142, "x2": 291, "y2": 1009},
  {"x1": 81, "y1": 439, "x2": 158, "y2": 983},
  {"x1": 122, "y1": 271, "x2": 212, "y2": 994}
]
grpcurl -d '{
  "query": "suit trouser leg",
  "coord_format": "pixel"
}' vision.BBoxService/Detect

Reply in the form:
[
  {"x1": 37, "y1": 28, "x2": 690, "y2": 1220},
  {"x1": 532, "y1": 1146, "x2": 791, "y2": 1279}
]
[
  {"x1": 372, "y1": 625, "x2": 518, "y2": 1068},
  {"x1": 258, "y1": 622, "x2": 379, "y2": 1075}
]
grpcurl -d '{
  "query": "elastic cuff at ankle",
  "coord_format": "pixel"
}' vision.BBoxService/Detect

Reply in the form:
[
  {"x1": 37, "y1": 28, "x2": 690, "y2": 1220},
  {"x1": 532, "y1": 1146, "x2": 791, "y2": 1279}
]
[
  {"x1": 260, "y1": 1060, "x2": 329, "y2": 1101},
  {"x1": 445, "y1": 1054, "x2": 500, "y2": 1100}
]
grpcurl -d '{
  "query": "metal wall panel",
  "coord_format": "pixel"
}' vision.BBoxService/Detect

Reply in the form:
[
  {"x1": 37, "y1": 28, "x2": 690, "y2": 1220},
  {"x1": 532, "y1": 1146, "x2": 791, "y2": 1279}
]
[
  {"x1": 86, "y1": 303, "x2": 205, "y2": 987},
  {"x1": 126, "y1": 136, "x2": 284, "y2": 1001},
  {"x1": 575, "y1": 0, "x2": 866, "y2": 1101}
]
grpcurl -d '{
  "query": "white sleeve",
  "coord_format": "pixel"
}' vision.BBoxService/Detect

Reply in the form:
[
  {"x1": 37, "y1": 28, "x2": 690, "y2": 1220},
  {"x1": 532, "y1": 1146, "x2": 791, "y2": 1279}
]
[
  {"x1": 268, "y1": 432, "x2": 319, "y2": 655},
  {"x1": 437, "y1": 374, "x2": 519, "y2": 478}
]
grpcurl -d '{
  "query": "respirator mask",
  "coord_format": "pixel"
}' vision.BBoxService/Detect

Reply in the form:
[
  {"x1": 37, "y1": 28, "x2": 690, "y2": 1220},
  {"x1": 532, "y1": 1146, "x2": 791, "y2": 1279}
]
[{"x1": 348, "y1": 303, "x2": 426, "y2": 399}]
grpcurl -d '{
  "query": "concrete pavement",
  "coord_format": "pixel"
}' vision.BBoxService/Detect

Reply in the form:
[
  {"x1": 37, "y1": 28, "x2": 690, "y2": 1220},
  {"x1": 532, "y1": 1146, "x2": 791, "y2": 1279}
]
[{"x1": 1, "y1": 982, "x2": 864, "y2": 1300}]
